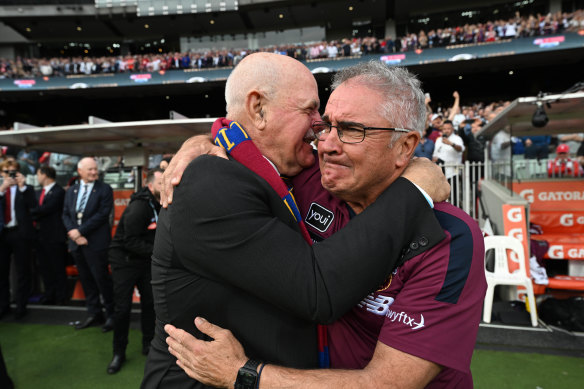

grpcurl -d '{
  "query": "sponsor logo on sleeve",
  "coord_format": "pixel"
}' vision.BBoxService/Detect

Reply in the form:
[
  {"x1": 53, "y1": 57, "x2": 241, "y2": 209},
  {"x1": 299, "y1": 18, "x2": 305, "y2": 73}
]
[
  {"x1": 386, "y1": 309, "x2": 425, "y2": 330},
  {"x1": 358, "y1": 294, "x2": 394, "y2": 316},
  {"x1": 304, "y1": 202, "x2": 334, "y2": 232}
]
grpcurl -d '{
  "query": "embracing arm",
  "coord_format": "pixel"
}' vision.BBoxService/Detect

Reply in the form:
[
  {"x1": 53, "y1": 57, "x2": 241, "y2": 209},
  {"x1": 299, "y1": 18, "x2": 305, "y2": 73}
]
[
  {"x1": 165, "y1": 319, "x2": 440, "y2": 389},
  {"x1": 161, "y1": 134, "x2": 227, "y2": 207},
  {"x1": 171, "y1": 156, "x2": 444, "y2": 323}
]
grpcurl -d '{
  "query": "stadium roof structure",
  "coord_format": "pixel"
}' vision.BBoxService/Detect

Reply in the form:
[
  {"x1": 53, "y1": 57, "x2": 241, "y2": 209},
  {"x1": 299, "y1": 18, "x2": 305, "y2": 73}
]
[
  {"x1": 478, "y1": 91, "x2": 584, "y2": 138},
  {"x1": 0, "y1": 116, "x2": 215, "y2": 155}
]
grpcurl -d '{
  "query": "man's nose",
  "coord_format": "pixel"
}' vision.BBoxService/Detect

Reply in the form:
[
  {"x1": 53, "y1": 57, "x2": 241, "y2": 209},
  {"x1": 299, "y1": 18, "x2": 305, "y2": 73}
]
[{"x1": 318, "y1": 127, "x2": 343, "y2": 155}]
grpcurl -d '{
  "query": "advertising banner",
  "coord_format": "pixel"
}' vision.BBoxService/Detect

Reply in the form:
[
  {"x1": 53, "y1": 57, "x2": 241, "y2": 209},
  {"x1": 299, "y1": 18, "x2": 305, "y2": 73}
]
[
  {"x1": 112, "y1": 189, "x2": 133, "y2": 236},
  {"x1": 513, "y1": 181, "x2": 584, "y2": 211}
]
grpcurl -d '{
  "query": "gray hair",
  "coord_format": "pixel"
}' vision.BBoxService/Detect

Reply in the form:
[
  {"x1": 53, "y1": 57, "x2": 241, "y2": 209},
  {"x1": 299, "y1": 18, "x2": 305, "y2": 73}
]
[
  {"x1": 331, "y1": 62, "x2": 426, "y2": 143},
  {"x1": 224, "y1": 56, "x2": 280, "y2": 116}
]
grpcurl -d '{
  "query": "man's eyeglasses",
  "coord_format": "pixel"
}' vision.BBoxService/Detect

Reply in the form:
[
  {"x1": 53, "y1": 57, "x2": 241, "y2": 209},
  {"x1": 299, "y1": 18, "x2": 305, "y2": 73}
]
[{"x1": 311, "y1": 121, "x2": 411, "y2": 144}]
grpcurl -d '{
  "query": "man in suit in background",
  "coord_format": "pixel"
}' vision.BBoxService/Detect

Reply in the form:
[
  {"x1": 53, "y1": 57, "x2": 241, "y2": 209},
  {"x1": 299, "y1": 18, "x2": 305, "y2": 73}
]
[
  {"x1": 106, "y1": 168, "x2": 163, "y2": 374},
  {"x1": 32, "y1": 166, "x2": 68, "y2": 305},
  {"x1": 62, "y1": 157, "x2": 114, "y2": 331},
  {"x1": 0, "y1": 160, "x2": 37, "y2": 319}
]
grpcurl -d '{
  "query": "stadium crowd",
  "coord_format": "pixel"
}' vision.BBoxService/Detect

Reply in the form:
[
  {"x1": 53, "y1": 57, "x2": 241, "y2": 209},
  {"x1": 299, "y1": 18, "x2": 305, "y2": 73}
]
[{"x1": 1, "y1": 9, "x2": 583, "y2": 79}]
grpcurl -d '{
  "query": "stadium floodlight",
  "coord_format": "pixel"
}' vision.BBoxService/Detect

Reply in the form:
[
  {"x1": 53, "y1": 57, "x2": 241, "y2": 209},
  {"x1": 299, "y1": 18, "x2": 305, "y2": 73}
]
[{"x1": 96, "y1": 1, "x2": 238, "y2": 16}]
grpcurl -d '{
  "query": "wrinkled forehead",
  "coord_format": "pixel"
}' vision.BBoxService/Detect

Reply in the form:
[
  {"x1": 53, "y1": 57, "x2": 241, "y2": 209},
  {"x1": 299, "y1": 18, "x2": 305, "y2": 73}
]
[{"x1": 324, "y1": 81, "x2": 383, "y2": 123}]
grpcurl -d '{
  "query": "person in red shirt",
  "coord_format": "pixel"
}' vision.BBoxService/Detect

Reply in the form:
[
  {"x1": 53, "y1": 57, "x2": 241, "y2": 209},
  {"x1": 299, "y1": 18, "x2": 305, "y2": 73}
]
[{"x1": 547, "y1": 143, "x2": 582, "y2": 177}]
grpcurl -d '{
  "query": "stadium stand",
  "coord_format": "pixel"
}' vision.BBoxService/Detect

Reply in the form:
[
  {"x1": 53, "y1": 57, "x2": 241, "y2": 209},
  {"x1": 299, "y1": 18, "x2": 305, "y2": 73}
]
[
  {"x1": 1, "y1": 4, "x2": 584, "y2": 382},
  {"x1": 1, "y1": 8, "x2": 582, "y2": 79}
]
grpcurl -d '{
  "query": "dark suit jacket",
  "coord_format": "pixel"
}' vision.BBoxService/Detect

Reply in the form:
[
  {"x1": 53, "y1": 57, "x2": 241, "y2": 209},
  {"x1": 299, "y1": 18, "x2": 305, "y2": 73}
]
[
  {"x1": 62, "y1": 180, "x2": 113, "y2": 251},
  {"x1": 0, "y1": 194, "x2": 3, "y2": 234},
  {"x1": 142, "y1": 155, "x2": 441, "y2": 389},
  {"x1": 31, "y1": 183, "x2": 66, "y2": 243},
  {"x1": 0, "y1": 185, "x2": 36, "y2": 238}
]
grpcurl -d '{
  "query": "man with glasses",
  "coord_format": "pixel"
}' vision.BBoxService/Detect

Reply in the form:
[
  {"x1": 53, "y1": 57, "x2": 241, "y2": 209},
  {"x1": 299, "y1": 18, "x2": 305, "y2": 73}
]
[
  {"x1": 142, "y1": 53, "x2": 450, "y2": 389},
  {"x1": 162, "y1": 62, "x2": 485, "y2": 388},
  {"x1": 0, "y1": 160, "x2": 36, "y2": 319}
]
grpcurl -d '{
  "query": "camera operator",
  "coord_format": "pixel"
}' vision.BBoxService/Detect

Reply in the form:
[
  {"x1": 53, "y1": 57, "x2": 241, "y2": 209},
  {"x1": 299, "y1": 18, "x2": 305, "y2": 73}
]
[{"x1": 0, "y1": 160, "x2": 37, "y2": 319}]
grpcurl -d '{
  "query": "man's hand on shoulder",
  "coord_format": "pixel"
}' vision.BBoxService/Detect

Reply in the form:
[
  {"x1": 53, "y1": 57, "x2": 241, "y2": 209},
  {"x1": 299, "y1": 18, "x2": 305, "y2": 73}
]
[
  {"x1": 402, "y1": 157, "x2": 450, "y2": 203},
  {"x1": 161, "y1": 134, "x2": 228, "y2": 208}
]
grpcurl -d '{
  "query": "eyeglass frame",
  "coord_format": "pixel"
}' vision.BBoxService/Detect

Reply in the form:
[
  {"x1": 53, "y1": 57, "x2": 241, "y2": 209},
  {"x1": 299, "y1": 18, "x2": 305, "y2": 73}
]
[{"x1": 311, "y1": 121, "x2": 412, "y2": 144}]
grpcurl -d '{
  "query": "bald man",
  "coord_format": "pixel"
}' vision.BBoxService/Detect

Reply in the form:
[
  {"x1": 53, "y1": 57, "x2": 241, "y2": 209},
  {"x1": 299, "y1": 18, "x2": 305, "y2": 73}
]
[
  {"x1": 141, "y1": 53, "x2": 448, "y2": 388},
  {"x1": 62, "y1": 157, "x2": 114, "y2": 331}
]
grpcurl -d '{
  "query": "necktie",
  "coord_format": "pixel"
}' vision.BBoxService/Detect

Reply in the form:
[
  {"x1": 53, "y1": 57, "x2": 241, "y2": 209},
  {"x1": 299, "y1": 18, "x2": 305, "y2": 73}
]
[
  {"x1": 78, "y1": 184, "x2": 88, "y2": 213},
  {"x1": 39, "y1": 188, "x2": 46, "y2": 206},
  {"x1": 3, "y1": 186, "x2": 11, "y2": 224}
]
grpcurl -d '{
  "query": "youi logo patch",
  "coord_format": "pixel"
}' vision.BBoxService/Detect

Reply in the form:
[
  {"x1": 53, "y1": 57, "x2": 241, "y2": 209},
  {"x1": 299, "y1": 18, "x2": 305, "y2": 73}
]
[{"x1": 305, "y1": 203, "x2": 334, "y2": 232}]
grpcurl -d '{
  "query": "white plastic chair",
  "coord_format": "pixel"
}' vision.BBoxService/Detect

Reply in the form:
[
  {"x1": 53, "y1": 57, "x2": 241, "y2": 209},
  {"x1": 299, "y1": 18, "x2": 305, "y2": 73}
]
[{"x1": 483, "y1": 235, "x2": 538, "y2": 327}]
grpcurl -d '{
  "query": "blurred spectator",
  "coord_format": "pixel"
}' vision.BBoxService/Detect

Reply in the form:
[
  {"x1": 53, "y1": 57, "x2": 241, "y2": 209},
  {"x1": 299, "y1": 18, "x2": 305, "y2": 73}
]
[
  {"x1": 159, "y1": 155, "x2": 173, "y2": 170},
  {"x1": 2, "y1": 8, "x2": 582, "y2": 79},
  {"x1": 414, "y1": 133, "x2": 435, "y2": 159},
  {"x1": 433, "y1": 120, "x2": 465, "y2": 176},
  {"x1": 459, "y1": 118, "x2": 487, "y2": 163},
  {"x1": 17, "y1": 148, "x2": 38, "y2": 175},
  {"x1": 522, "y1": 135, "x2": 551, "y2": 159},
  {"x1": 62, "y1": 157, "x2": 115, "y2": 331},
  {"x1": 31, "y1": 166, "x2": 68, "y2": 305},
  {"x1": 426, "y1": 113, "x2": 443, "y2": 142},
  {"x1": 557, "y1": 133, "x2": 583, "y2": 156},
  {"x1": 547, "y1": 144, "x2": 583, "y2": 177},
  {"x1": 106, "y1": 168, "x2": 163, "y2": 374},
  {"x1": 433, "y1": 120, "x2": 465, "y2": 203},
  {"x1": 0, "y1": 160, "x2": 37, "y2": 319}
]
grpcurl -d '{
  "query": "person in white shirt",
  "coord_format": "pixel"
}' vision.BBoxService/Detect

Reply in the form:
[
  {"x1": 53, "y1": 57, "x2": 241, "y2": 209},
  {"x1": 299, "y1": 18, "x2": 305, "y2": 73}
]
[
  {"x1": 432, "y1": 120, "x2": 465, "y2": 204},
  {"x1": 432, "y1": 120, "x2": 465, "y2": 179}
]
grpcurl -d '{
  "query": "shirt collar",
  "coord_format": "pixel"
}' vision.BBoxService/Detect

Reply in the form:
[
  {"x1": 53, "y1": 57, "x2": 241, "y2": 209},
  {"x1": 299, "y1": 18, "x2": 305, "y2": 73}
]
[{"x1": 43, "y1": 182, "x2": 56, "y2": 192}]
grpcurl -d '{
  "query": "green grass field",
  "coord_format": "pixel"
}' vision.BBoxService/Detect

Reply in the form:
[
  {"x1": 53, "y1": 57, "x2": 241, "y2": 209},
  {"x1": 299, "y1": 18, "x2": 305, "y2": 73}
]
[{"x1": 1, "y1": 322, "x2": 583, "y2": 388}]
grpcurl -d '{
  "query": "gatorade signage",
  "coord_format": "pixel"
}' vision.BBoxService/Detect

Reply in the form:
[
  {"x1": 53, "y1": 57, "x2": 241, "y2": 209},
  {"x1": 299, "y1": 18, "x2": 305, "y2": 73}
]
[
  {"x1": 112, "y1": 189, "x2": 133, "y2": 236},
  {"x1": 501, "y1": 204, "x2": 530, "y2": 274},
  {"x1": 513, "y1": 181, "x2": 584, "y2": 211}
]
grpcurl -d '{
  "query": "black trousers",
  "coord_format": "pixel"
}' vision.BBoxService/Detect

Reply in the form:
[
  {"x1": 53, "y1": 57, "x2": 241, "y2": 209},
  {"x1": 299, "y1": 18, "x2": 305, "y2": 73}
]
[
  {"x1": 111, "y1": 259, "x2": 155, "y2": 355},
  {"x1": 71, "y1": 246, "x2": 114, "y2": 316},
  {"x1": 36, "y1": 240, "x2": 68, "y2": 302},
  {"x1": 0, "y1": 345, "x2": 13, "y2": 389},
  {"x1": 0, "y1": 228, "x2": 32, "y2": 313}
]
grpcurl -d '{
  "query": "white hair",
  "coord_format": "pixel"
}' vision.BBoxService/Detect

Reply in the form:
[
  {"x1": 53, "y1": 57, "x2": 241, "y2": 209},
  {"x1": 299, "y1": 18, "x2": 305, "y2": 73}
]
[
  {"x1": 77, "y1": 157, "x2": 96, "y2": 169},
  {"x1": 331, "y1": 62, "x2": 426, "y2": 144}
]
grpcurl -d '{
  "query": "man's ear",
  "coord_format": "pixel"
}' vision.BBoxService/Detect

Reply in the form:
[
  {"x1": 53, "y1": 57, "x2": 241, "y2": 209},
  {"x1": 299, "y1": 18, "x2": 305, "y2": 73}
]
[
  {"x1": 245, "y1": 90, "x2": 267, "y2": 131},
  {"x1": 396, "y1": 132, "x2": 421, "y2": 167}
]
